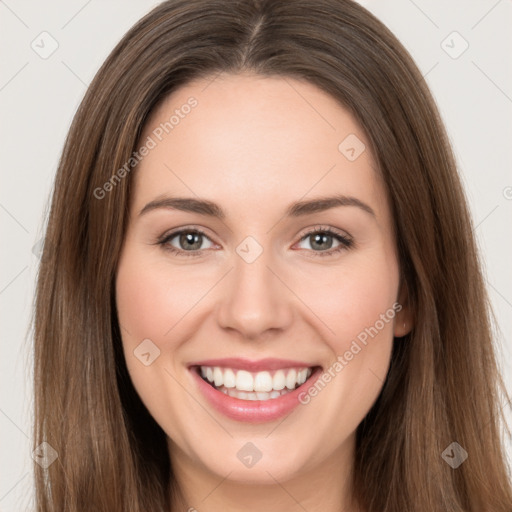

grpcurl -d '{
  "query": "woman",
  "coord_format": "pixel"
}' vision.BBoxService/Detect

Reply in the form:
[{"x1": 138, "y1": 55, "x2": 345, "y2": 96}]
[{"x1": 33, "y1": 0, "x2": 512, "y2": 510}]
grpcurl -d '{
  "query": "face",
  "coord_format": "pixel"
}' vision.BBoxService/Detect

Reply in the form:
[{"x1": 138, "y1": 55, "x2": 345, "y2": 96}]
[{"x1": 115, "y1": 72, "x2": 410, "y2": 489}]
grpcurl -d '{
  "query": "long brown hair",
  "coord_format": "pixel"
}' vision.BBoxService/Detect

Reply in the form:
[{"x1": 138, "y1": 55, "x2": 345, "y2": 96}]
[{"x1": 33, "y1": 1, "x2": 512, "y2": 510}]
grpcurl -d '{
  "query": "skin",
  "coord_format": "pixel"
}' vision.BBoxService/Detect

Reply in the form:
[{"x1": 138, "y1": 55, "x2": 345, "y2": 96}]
[{"x1": 115, "y1": 72, "x2": 412, "y2": 512}]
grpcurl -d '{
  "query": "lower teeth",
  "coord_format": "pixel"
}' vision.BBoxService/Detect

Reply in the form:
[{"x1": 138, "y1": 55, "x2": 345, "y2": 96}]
[{"x1": 213, "y1": 384, "x2": 293, "y2": 401}]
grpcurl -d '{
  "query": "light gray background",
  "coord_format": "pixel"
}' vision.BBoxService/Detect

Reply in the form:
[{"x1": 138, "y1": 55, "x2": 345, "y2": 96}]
[{"x1": 1, "y1": 0, "x2": 511, "y2": 509}]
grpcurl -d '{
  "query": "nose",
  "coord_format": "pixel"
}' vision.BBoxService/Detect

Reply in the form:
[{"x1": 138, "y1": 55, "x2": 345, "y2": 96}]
[{"x1": 216, "y1": 247, "x2": 294, "y2": 340}]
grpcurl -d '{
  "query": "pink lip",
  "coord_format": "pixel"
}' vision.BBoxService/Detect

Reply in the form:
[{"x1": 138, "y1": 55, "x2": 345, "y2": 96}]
[
  {"x1": 189, "y1": 365, "x2": 323, "y2": 423},
  {"x1": 188, "y1": 357, "x2": 318, "y2": 372}
]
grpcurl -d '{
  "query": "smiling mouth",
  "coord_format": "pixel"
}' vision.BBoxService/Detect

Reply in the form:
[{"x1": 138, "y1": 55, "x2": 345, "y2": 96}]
[{"x1": 193, "y1": 365, "x2": 321, "y2": 401}]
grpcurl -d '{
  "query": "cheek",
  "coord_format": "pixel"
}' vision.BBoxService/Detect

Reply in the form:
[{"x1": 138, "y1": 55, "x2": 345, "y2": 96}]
[
  {"x1": 292, "y1": 251, "x2": 399, "y2": 435},
  {"x1": 296, "y1": 251, "x2": 398, "y2": 389},
  {"x1": 115, "y1": 249, "x2": 201, "y2": 440},
  {"x1": 299, "y1": 253, "x2": 399, "y2": 346},
  {"x1": 115, "y1": 249, "x2": 215, "y2": 347}
]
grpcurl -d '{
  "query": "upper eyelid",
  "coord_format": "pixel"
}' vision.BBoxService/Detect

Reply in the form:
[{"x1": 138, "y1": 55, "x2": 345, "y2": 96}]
[
  {"x1": 160, "y1": 226, "x2": 213, "y2": 244},
  {"x1": 298, "y1": 224, "x2": 351, "y2": 239}
]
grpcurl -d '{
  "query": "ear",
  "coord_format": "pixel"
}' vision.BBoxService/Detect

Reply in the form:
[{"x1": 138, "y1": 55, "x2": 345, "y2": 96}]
[{"x1": 393, "y1": 279, "x2": 414, "y2": 338}]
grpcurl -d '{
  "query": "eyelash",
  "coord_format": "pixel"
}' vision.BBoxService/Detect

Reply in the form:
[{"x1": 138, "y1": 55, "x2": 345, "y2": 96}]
[{"x1": 156, "y1": 225, "x2": 353, "y2": 258}]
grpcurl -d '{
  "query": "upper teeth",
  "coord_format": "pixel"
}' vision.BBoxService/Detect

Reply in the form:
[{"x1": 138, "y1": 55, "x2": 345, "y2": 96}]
[{"x1": 200, "y1": 366, "x2": 312, "y2": 392}]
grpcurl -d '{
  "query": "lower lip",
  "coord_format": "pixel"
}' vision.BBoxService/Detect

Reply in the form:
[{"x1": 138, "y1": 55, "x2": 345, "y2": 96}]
[{"x1": 190, "y1": 366, "x2": 323, "y2": 423}]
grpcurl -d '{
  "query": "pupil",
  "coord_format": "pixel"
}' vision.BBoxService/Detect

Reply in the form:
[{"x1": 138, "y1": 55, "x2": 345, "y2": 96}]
[{"x1": 180, "y1": 232, "x2": 202, "y2": 250}]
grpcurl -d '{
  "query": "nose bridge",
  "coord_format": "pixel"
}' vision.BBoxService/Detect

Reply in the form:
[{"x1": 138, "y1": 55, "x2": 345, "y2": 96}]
[{"x1": 216, "y1": 237, "x2": 293, "y2": 338}]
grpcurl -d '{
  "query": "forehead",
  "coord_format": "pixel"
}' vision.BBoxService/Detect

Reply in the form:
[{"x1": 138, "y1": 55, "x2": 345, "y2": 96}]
[{"x1": 133, "y1": 72, "x2": 387, "y2": 222}]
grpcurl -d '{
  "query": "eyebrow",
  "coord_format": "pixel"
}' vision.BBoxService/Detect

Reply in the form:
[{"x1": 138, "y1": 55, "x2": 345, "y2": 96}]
[{"x1": 138, "y1": 194, "x2": 376, "y2": 219}]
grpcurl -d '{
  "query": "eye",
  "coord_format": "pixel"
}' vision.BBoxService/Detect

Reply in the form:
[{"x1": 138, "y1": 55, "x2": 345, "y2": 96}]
[
  {"x1": 295, "y1": 226, "x2": 353, "y2": 257},
  {"x1": 156, "y1": 225, "x2": 353, "y2": 258},
  {"x1": 158, "y1": 228, "x2": 215, "y2": 256}
]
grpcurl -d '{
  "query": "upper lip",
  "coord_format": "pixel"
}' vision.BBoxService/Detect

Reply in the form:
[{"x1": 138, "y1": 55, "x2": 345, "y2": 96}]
[{"x1": 189, "y1": 358, "x2": 320, "y2": 372}]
